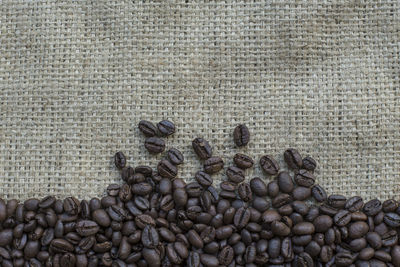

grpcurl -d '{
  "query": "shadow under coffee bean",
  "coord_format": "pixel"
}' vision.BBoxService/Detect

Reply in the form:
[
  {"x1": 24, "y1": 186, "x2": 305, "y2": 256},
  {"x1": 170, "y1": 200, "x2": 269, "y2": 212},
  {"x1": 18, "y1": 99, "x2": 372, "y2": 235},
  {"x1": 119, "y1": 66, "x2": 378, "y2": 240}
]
[{"x1": 1, "y1": 120, "x2": 400, "y2": 266}]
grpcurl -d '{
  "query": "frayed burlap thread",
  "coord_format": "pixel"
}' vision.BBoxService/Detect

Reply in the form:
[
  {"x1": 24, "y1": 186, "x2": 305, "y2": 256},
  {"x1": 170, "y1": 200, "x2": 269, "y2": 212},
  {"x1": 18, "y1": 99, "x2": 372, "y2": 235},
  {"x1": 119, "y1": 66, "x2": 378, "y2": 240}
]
[{"x1": 0, "y1": 1, "x2": 399, "y2": 200}]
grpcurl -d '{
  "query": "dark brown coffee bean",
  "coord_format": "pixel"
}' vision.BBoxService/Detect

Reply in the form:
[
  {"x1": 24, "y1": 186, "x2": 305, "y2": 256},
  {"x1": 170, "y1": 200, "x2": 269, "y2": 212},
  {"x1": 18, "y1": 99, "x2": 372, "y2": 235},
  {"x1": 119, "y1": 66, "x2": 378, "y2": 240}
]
[
  {"x1": 160, "y1": 194, "x2": 174, "y2": 212},
  {"x1": 384, "y1": 212, "x2": 400, "y2": 227},
  {"x1": 382, "y1": 229, "x2": 398, "y2": 247},
  {"x1": 0, "y1": 229, "x2": 12, "y2": 246},
  {"x1": 348, "y1": 221, "x2": 369, "y2": 239},
  {"x1": 216, "y1": 225, "x2": 233, "y2": 240},
  {"x1": 216, "y1": 245, "x2": 234, "y2": 265},
  {"x1": 334, "y1": 210, "x2": 352, "y2": 226},
  {"x1": 225, "y1": 166, "x2": 245, "y2": 183},
  {"x1": 184, "y1": 182, "x2": 201, "y2": 197},
  {"x1": 187, "y1": 251, "x2": 201, "y2": 267},
  {"x1": 293, "y1": 222, "x2": 315, "y2": 235},
  {"x1": 328, "y1": 194, "x2": 347, "y2": 208},
  {"x1": 302, "y1": 156, "x2": 317, "y2": 171},
  {"x1": 244, "y1": 244, "x2": 256, "y2": 263},
  {"x1": 249, "y1": 177, "x2": 268, "y2": 197},
  {"x1": 233, "y1": 207, "x2": 251, "y2": 229},
  {"x1": 141, "y1": 225, "x2": 159, "y2": 248},
  {"x1": 157, "y1": 119, "x2": 175, "y2": 136},
  {"x1": 142, "y1": 248, "x2": 161, "y2": 267},
  {"x1": 359, "y1": 247, "x2": 375, "y2": 260},
  {"x1": 253, "y1": 196, "x2": 271, "y2": 212},
  {"x1": 200, "y1": 226, "x2": 216, "y2": 243},
  {"x1": 344, "y1": 196, "x2": 364, "y2": 212},
  {"x1": 192, "y1": 138, "x2": 212, "y2": 159},
  {"x1": 173, "y1": 188, "x2": 188, "y2": 208},
  {"x1": 219, "y1": 181, "x2": 236, "y2": 192},
  {"x1": 106, "y1": 183, "x2": 120, "y2": 196},
  {"x1": 294, "y1": 169, "x2": 315, "y2": 187},
  {"x1": 107, "y1": 205, "x2": 128, "y2": 222},
  {"x1": 311, "y1": 184, "x2": 327, "y2": 202},
  {"x1": 75, "y1": 220, "x2": 99, "y2": 236},
  {"x1": 63, "y1": 197, "x2": 80, "y2": 215},
  {"x1": 271, "y1": 220, "x2": 291, "y2": 236},
  {"x1": 114, "y1": 151, "x2": 126, "y2": 169},
  {"x1": 292, "y1": 201, "x2": 309, "y2": 215},
  {"x1": 272, "y1": 193, "x2": 292, "y2": 208},
  {"x1": 194, "y1": 171, "x2": 212, "y2": 187},
  {"x1": 186, "y1": 229, "x2": 203, "y2": 249},
  {"x1": 283, "y1": 148, "x2": 302, "y2": 169},
  {"x1": 319, "y1": 203, "x2": 339, "y2": 216},
  {"x1": 38, "y1": 196, "x2": 56, "y2": 209},
  {"x1": 364, "y1": 199, "x2": 382, "y2": 216},
  {"x1": 277, "y1": 171, "x2": 294, "y2": 193},
  {"x1": 145, "y1": 137, "x2": 165, "y2": 153},
  {"x1": 233, "y1": 124, "x2": 250, "y2": 147},
  {"x1": 267, "y1": 180, "x2": 279, "y2": 198},
  {"x1": 336, "y1": 252, "x2": 355, "y2": 266},
  {"x1": 200, "y1": 254, "x2": 219, "y2": 267},
  {"x1": 233, "y1": 153, "x2": 254, "y2": 169},
  {"x1": 50, "y1": 239, "x2": 74, "y2": 253},
  {"x1": 320, "y1": 245, "x2": 333, "y2": 263},
  {"x1": 157, "y1": 159, "x2": 178, "y2": 179},
  {"x1": 268, "y1": 237, "x2": 281, "y2": 258},
  {"x1": 259, "y1": 155, "x2": 279, "y2": 175},
  {"x1": 238, "y1": 182, "x2": 252, "y2": 202},
  {"x1": 138, "y1": 120, "x2": 157, "y2": 136},
  {"x1": 392, "y1": 245, "x2": 400, "y2": 267},
  {"x1": 204, "y1": 157, "x2": 224, "y2": 174}
]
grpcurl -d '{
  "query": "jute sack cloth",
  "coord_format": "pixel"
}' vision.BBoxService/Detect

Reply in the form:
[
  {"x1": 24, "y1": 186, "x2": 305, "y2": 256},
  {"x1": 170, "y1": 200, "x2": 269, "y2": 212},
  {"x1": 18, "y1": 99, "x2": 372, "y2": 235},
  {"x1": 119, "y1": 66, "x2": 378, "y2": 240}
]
[{"x1": 0, "y1": 1, "x2": 399, "y2": 200}]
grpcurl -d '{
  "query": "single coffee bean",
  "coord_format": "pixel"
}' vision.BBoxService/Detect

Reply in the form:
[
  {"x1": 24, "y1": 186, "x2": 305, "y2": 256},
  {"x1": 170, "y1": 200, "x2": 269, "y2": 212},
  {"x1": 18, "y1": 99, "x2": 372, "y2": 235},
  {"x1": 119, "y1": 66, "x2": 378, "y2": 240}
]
[
  {"x1": 334, "y1": 210, "x2": 352, "y2": 226},
  {"x1": 145, "y1": 137, "x2": 165, "y2": 153},
  {"x1": 166, "y1": 148, "x2": 185, "y2": 165},
  {"x1": 384, "y1": 212, "x2": 400, "y2": 227},
  {"x1": 268, "y1": 237, "x2": 281, "y2": 258},
  {"x1": 277, "y1": 171, "x2": 294, "y2": 193},
  {"x1": 359, "y1": 247, "x2": 375, "y2": 260},
  {"x1": 345, "y1": 196, "x2": 364, "y2": 212},
  {"x1": 293, "y1": 186, "x2": 311, "y2": 200},
  {"x1": 200, "y1": 254, "x2": 219, "y2": 267},
  {"x1": 131, "y1": 182, "x2": 153, "y2": 195},
  {"x1": 234, "y1": 207, "x2": 251, "y2": 229},
  {"x1": 216, "y1": 225, "x2": 233, "y2": 240},
  {"x1": 187, "y1": 229, "x2": 203, "y2": 249},
  {"x1": 253, "y1": 196, "x2": 271, "y2": 212},
  {"x1": 185, "y1": 182, "x2": 202, "y2": 197},
  {"x1": 220, "y1": 181, "x2": 237, "y2": 192},
  {"x1": 138, "y1": 120, "x2": 158, "y2": 136},
  {"x1": 114, "y1": 151, "x2": 126, "y2": 169},
  {"x1": 157, "y1": 119, "x2": 175, "y2": 136},
  {"x1": 187, "y1": 251, "x2": 201, "y2": 267},
  {"x1": 349, "y1": 221, "x2": 369, "y2": 239},
  {"x1": 364, "y1": 199, "x2": 382, "y2": 216},
  {"x1": 76, "y1": 220, "x2": 99, "y2": 236},
  {"x1": 158, "y1": 159, "x2": 178, "y2": 179},
  {"x1": 312, "y1": 184, "x2": 327, "y2": 202},
  {"x1": 204, "y1": 157, "x2": 224, "y2": 174},
  {"x1": 226, "y1": 166, "x2": 245, "y2": 183},
  {"x1": 271, "y1": 220, "x2": 291, "y2": 236},
  {"x1": 284, "y1": 148, "x2": 303, "y2": 169},
  {"x1": 238, "y1": 182, "x2": 252, "y2": 202},
  {"x1": 64, "y1": 197, "x2": 80, "y2": 215},
  {"x1": 173, "y1": 188, "x2": 188, "y2": 208},
  {"x1": 250, "y1": 177, "x2": 268, "y2": 197},
  {"x1": 272, "y1": 193, "x2": 292, "y2": 208},
  {"x1": 391, "y1": 245, "x2": 400, "y2": 266},
  {"x1": 267, "y1": 180, "x2": 279, "y2": 197},
  {"x1": 320, "y1": 245, "x2": 333, "y2": 263},
  {"x1": 233, "y1": 124, "x2": 250, "y2": 147},
  {"x1": 142, "y1": 225, "x2": 159, "y2": 248},
  {"x1": 328, "y1": 194, "x2": 346, "y2": 208},
  {"x1": 194, "y1": 171, "x2": 213, "y2": 187},
  {"x1": 381, "y1": 229, "x2": 398, "y2": 247},
  {"x1": 383, "y1": 199, "x2": 398, "y2": 212},
  {"x1": 259, "y1": 155, "x2": 279, "y2": 175},
  {"x1": 302, "y1": 156, "x2": 317, "y2": 171},
  {"x1": 294, "y1": 169, "x2": 315, "y2": 187},
  {"x1": 233, "y1": 153, "x2": 254, "y2": 169},
  {"x1": 305, "y1": 240, "x2": 320, "y2": 257},
  {"x1": 218, "y1": 245, "x2": 234, "y2": 265},
  {"x1": 192, "y1": 138, "x2": 212, "y2": 159},
  {"x1": 335, "y1": 252, "x2": 355, "y2": 266},
  {"x1": 293, "y1": 222, "x2": 315, "y2": 235},
  {"x1": 50, "y1": 239, "x2": 74, "y2": 253},
  {"x1": 142, "y1": 248, "x2": 161, "y2": 267}
]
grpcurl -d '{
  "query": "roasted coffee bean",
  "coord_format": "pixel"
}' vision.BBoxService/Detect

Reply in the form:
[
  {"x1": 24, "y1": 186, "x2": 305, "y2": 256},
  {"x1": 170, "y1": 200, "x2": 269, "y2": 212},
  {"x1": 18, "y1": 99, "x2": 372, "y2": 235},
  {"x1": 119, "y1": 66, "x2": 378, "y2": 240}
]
[
  {"x1": 293, "y1": 222, "x2": 315, "y2": 235},
  {"x1": 194, "y1": 171, "x2": 212, "y2": 187},
  {"x1": 238, "y1": 182, "x2": 252, "y2": 202},
  {"x1": 114, "y1": 151, "x2": 126, "y2": 169},
  {"x1": 204, "y1": 157, "x2": 224, "y2": 174},
  {"x1": 364, "y1": 199, "x2": 382, "y2": 216},
  {"x1": 226, "y1": 166, "x2": 245, "y2": 183},
  {"x1": 267, "y1": 180, "x2": 279, "y2": 197},
  {"x1": 319, "y1": 203, "x2": 339, "y2": 216},
  {"x1": 392, "y1": 245, "x2": 400, "y2": 266},
  {"x1": 335, "y1": 252, "x2": 355, "y2": 266},
  {"x1": 349, "y1": 221, "x2": 369, "y2": 239},
  {"x1": 200, "y1": 254, "x2": 219, "y2": 267},
  {"x1": 268, "y1": 237, "x2": 281, "y2": 258},
  {"x1": 253, "y1": 196, "x2": 271, "y2": 212},
  {"x1": 138, "y1": 120, "x2": 158, "y2": 136},
  {"x1": 187, "y1": 251, "x2": 201, "y2": 267},
  {"x1": 271, "y1": 220, "x2": 291, "y2": 236},
  {"x1": 272, "y1": 193, "x2": 292, "y2": 208},
  {"x1": 76, "y1": 220, "x2": 99, "y2": 236},
  {"x1": 216, "y1": 225, "x2": 233, "y2": 240},
  {"x1": 328, "y1": 194, "x2": 346, "y2": 208},
  {"x1": 50, "y1": 239, "x2": 74, "y2": 253},
  {"x1": 259, "y1": 155, "x2": 279, "y2": 175},
  {"x1": 185, "y1": 182, "x2": 202, "y2": 197},
  {"x1": 334, "y1": 210, "x2": 352, "y2": 226},
  {"x1": 249, "y1": 177, "x2": 267, "y2": 197},
  {"x1": 233, "y1": 124, "x2": 250, "y2": 147},
  {"x1": 383, "y1": 199, "x2": 398, "y2": 212},
  {"x1": 145, "y1": 137, "x2": 166, "y2": 153},
  {"x1": 234, "y1": 207, "x2": 251, "y2": 229},
  {"x1": 302, "y1": 156, "x2": 317, "y2": 171},
  {"x1": 384, "y1": 212, "x2": 400, "y2": 227},
  {"x1": 157, "y1": 159, "x2": 178, "y2": 179},
  {"x1": 107, "y1": 205, "x2": 128, "y2": 222},
  {"x1": 192, "y1": 138, "x2": 212, "y2": 159},
  {"x1": 292, "y1": 186, "x2": 311, "y2": 200},
  {"x1": 64, "y1": 197, "x2": 81, "y2": 215},
  {"x1": 218, "y1": 245, "x2": 234, "y2": 265},
  {"x1": 142, "y1": 225, "x2": 159, "y2": 248},
  {"x1": 233, "y1": 153, "x2": 254, "y2": 169},
  {"x1": 344, "y1": 196, "x2": 364, "y2": 212},
  {"x1": 382, "y1": 229, "x2": 398, "y2": 247},
  {"x1": 311, "y1": 184, "x2": 327, "y2": 202},
  {"x1": 294, "y1": 169, "x2": 315, "y2": 187},
  {"x1": 173, "y1": 188, "x2": 188, "y2": 208},
  {"x1": 284, "y1": 148, "x2": 302, "y2": 169},
  {"x1": 278, "y1": 171, "x2": 294, "y2": 193},
  {"x1": 157, "y1": 120, "x2": 175, "y2": 136}
]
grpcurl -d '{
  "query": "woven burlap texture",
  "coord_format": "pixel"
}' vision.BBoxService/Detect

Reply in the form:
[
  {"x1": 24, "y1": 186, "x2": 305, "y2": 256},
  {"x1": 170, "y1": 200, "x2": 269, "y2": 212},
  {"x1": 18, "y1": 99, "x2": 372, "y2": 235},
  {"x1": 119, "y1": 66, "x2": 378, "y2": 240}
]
[{"x1": 0, "y1": 1, "x2": 399, "y2": 200}]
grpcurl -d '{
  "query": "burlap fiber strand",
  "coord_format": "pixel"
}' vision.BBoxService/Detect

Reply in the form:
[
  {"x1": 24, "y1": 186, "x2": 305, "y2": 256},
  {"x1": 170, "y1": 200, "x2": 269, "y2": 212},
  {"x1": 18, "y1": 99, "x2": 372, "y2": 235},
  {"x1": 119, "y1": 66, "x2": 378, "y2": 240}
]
[{"x1": 0, "y1": 1, "x2": 399, "y2": 201}]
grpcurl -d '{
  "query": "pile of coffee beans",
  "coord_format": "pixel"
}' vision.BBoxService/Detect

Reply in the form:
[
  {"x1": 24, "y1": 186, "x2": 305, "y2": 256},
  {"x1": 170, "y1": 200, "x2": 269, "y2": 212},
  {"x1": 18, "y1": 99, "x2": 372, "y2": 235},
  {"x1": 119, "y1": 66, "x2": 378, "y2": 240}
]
[{"x1": 1, "y1": 121, "x2": 400, "y2": 267}]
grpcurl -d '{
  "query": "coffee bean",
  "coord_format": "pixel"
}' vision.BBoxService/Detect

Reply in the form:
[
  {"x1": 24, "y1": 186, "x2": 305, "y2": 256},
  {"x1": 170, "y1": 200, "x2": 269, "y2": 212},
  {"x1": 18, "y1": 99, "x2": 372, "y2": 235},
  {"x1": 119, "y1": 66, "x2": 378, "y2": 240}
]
[
  {"x1": 335, "y1": 252, "x2": 355, "y2": 266},
  {"x1": 268, "y1": 237, "x2": 281, "y2": 258},
  {"x1": 328, "y1": 194, "x2": 346, "y2": 208},
  {"x1": 204, "y1": 157, "x2": 224, "y2": 174},
  {"x1": 312, "y1": 184, "x2": 327, "y2": 202},
  {"x1": 259, "y1": 155, "x2": 279, "y2": 175},
  {"x1": 382, "y1": 229, "x2": 398, "y2": 247},
  {"x1": 293, "y1": 222, "x2": 315, "y2": 235},
  {"x1": 194, "y1": 171, "x2": 212, "y2": 187},
  {"x1": 200, "y1": 254, "x2": 219, "y2": 267},
  {"x1": 359, "y1": 247, "x2": 375, "y2": 260},
  {"x1": 334, "y1": 210, "x2": 352, "y2": 226},
  {"x1": 233, "y1": 153, "x2": 254, "y2": 169},
  {"x1": 233, "y1": 124, "x2": 250, "y2": 147},
  {"x1": 50, "y1": 238, "x2": 74, "y2": 253},
  {"x1": 348, "y1": 221, "x2": 369, "y2": 239},
  {"x1": 218, "y1": 245, "x2": 234, "y2": 265},
  {"x1": 157, "y1": 159, "x2": 178, "y2": 179},
  {"x1": 226, "y1": 166, "x2": 245, "y2": 183},
  {"x1": 187, "y1": 251, "x2": 201, "y2": 267},
  {"x1": 250, "y1": 177, "x2": 268, "y2": 197},
  {"x1": 278, "y1": 171, "x2": 294, "y2": 193},
  {"x1": 267, "y1": 180, "x2": 279, "y2": 197},
  {"x1": 294, "y1": 169, "x2": 315, "y2": 187},
  {"x1": 345, "y1": 196, "x2": 364, "y2": 212},
  {"x1": 138, "y1": 120, "x2": 158, "y2": 136},
  {"x1": 157, "y1": 120, "x2": 175, "y2": 136},
  {"x1": 272, "y1": 193, "x2": 292, "y2": 208},
  {"x1": 383, "y1": 199, "x2": 398, "y2": 212},
  {"x1": 145, "y1": 137, "x2": 166, "y2": 153},
  {"x1": 320, "y1": 245, "x2": 333, "y2": 263},
  {"x1": 233, "y1": 207, "x2": 251, "y2": 229},
  {"x1": 384, "y1": 212, "x2": 400, "y2": 227},
  {"x1": 284, "y1": 148, "x2": 303, "y2": 169},
  {"x1": 302, "y1": 156, "x2": 317, "y2": 171},
  {"x1": 114, "y1": 151, "x2": 126, "y2": 169},
  {"x1": 238, "y1": 182, "x2": 252, "y2": 202},
  {"x1": 392, "y1": 245, "x2": 400, "y2": 266},
  {"x1": 216, "y1": 225, "x2": 233, "y2": 240},
  {"x1": 192, "y1": 138, "x2": 212, "y2": 159},
  {"x1": 364, "y1": 199, "x2": 382, "y2": 216},
  {"x1": 293, "y1": 186, "x2": 312, "y2": 200},
  {"x1": 271, "y1": 220, "x2": 291, "y2": 236},
  {"x1": 64, "y1": 197, "x2": 80, "y2": 215}
]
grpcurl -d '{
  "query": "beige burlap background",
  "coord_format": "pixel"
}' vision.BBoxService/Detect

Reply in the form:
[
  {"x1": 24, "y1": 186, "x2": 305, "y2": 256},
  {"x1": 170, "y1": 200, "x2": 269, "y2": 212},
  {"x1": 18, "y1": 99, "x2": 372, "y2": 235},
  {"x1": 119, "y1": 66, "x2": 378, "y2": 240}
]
[{"x1": 0, "y1": 1, "x2": 399, "y2": 200}]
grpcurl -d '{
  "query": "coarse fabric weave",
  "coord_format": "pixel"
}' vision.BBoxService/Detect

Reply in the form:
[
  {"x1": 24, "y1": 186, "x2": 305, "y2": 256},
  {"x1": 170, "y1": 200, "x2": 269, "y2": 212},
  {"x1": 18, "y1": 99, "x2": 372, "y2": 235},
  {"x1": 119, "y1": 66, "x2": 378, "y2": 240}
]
[{"x1": 0, "y1": 1, "x2": 399, "y2": 200}]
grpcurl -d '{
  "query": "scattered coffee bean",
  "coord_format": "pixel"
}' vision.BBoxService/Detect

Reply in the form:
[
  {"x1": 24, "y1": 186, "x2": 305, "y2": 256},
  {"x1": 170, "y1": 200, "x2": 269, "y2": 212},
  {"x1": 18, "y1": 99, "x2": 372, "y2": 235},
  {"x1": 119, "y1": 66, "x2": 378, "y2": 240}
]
[
  {"x1": 157, "y1": 119, "x2": 175, "y2": 136},
  {"x1": 145, "y1": 137, "x2": 166, "y2": 153},
  {"x1": 192, "y1": 137, "x2": 212, "y2": 159},
  {"x1": 138, "y1": 120, "x2": 158, "y2": 137},
  {"x1": 114, "y1": 151, "x2": 126, "y2": 169},
  {"x1": 259, "y1": 155, "x2": 279, "y2": 175},
  {"x1": 167, "y1": 148, "x2": 184, "y2": 165},
  {"x1": 233, "y1": 153, "x2": 254, "y2": 169},
  {"x1": 233, "y1": 124, "x2": 250, "y2": 147}
]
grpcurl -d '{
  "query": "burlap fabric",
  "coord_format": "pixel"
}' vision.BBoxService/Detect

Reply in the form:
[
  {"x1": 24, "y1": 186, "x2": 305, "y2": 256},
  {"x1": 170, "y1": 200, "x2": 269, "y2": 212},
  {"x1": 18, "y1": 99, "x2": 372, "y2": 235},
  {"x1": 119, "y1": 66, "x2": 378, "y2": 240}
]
[{"x1": 1, "y1": 1, "x2": 399, "y2": 200}]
